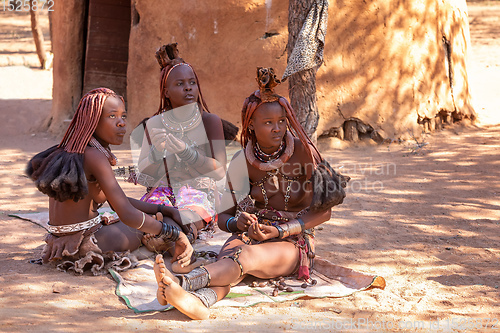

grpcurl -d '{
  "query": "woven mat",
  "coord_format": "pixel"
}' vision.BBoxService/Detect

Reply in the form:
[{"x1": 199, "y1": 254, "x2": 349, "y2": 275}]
[
  {"x1": 109, "y1": 232, "x2": 386, "y2": 313},
  {"x1": 9, "y1": 211, "x2": 385, "y2": 313}
]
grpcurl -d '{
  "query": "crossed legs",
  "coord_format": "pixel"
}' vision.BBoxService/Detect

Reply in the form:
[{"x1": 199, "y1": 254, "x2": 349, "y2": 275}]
[{"x1": 153, "y1": 235, "x2": 300, "y2": 320}]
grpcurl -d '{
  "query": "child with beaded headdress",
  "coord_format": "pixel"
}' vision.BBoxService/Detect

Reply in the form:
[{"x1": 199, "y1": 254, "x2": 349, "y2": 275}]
[
  {"x1": 152, "y1": 68, "x2": 348, "y2": 319},
  {"x1": 26, "y1": 88, "x2": 193, "y2": 275},
  {"x1": 131, "y1": 43, "x2": 230, "y2": 254}
]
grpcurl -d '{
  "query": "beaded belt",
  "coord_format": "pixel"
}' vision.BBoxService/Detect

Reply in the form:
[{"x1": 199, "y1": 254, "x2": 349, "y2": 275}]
[
  {"x1": 171, "y1": 177, "x2": 216, "y2": 191},
  {"x1": 47, "y1": 215, "x2": 102, "y2": 234}
]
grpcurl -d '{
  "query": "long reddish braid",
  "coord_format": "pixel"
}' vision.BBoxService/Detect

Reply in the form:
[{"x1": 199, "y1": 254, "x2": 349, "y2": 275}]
[
  {"x1": 59, "y1": 87, "x2": 123, "y2": 153},
  {"x1": 26, "y1": 87, "x2": 123, "y2": 202}
]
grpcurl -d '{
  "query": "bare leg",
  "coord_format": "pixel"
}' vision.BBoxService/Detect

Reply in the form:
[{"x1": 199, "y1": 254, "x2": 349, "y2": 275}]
[
  {"x1": 95, "y1": 222, "x2": 143, "y2": 252},
  {"x1": 171, "y1": 256, "x2": 215, "y2": 274},
  {"x1": 154, "y1": 254, "x2": 210, "y2": 320},
  {"x1": 203, "y1": 235, "x2": 300, "y2": 287}
]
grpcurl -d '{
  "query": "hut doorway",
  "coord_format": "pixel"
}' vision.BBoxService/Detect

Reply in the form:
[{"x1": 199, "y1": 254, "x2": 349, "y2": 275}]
[{"x1": 82, "y1": 0, "x2": 131, "y2": 100}]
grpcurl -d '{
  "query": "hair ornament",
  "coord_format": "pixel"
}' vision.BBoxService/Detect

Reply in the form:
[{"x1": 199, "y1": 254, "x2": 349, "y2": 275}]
[{"x1": 256, "y1": 67, "x2": 281, "y2": 103}]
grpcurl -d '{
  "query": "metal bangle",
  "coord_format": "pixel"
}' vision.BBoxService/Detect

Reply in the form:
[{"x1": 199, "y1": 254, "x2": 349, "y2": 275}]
[
  {"x1": 226, "y1": 217, "x2": 239, "y2": 233},
  {"x1": 280, "y1": 219, "x2": 303, "y2": 238},
  {"x1": 138, "y1": 212, "x2": 146, "y2": 230},
  {"x1": 275, "y1": 225, "x2": 284, "y2": 239},
  {"x1": 297, "y1": 218, "x2": 306, "y2": 232},
  {"x1": 288, "y1": 219, "x2": 303, "y2": 236},
  {"x1": 157, "y1": 221, "x2": 180, "y2": 242}
]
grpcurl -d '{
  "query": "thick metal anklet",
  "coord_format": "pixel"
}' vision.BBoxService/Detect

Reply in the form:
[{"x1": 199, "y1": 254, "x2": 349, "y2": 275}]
[
  {"x1": 176, "y1": 266, "x2": 211, "y2": 291},
  {"x1": 189, "y1": 288, "x2": 218, "y2": 308}
]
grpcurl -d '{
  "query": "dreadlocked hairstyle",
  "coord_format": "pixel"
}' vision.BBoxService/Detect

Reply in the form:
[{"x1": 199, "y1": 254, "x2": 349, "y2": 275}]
[
  {"x1": 241, "y1": 67, "x2": 349, "y2": 211},
  {"x1": 26, "y1": 88, "x2": 124, "y2": 202},
  {"x1": 153, "y1": 43, "x2": 238, "y2": 141}
]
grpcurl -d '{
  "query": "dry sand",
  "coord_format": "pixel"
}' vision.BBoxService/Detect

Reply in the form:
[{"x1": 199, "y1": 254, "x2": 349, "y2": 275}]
[{"x1": 0, "y1": 3, "x2": 499, "y2": 332}]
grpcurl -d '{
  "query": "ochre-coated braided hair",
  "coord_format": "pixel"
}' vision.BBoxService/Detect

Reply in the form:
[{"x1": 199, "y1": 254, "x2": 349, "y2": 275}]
[
  {"x1": 154, "y1": 43, "x2": 211, "y2": 115},
  {"x1": 60, "y1": 88, "x2": 124, "y2": 153},
  {"x1": 240, "y1": 67, "x2": 322, "y2": 170},
  {"x1": 26, "y1": 88, "x2": 124, "y2": 202}
]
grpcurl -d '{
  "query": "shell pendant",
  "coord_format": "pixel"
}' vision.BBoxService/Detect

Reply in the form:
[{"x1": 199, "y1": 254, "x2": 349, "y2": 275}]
[{"x1": 268, "y1": 171, "x2": 279, "y2": 189}]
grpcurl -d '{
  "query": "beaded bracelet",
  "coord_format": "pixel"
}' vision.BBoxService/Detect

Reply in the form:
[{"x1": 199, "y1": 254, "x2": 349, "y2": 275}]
[
  {"x1": 225, "y1": 217, "x2": 239, "y2": 233},
  {"x1": 157, "y1": 203, "x2": 165, "y2": 214}
]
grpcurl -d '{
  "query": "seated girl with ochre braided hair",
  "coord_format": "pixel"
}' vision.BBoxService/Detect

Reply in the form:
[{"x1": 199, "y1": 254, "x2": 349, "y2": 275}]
[
  {"x1": 26, "y1": 88, "x2": 193, "y2": 275},
  {"x1": 131, "y1": 43, "x2": 228, "y2": 252},
  {"x1": 152, "y1": 68, "x2": 348, "y2": 319}
]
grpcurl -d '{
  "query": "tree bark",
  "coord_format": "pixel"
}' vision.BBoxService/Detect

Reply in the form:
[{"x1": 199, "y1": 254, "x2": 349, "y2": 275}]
[
  {"x1": 287, "y1": 0, "x2": 319, "y2": 139},
  {"x1": 48, "y1": 9, "x2": 53, "y2": 52},
  {"x1": 29, "y1": 0, "x2": 48, "y2": 69},
  {"x1": 44, "y1": 0, "x2": 86, "y2": 134}
]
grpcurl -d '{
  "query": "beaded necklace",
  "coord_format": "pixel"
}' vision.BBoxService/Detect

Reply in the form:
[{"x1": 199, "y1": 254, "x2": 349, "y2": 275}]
[
  {"x1": 246, "y1": 131, "x2": 298, "y2": 211},
  {"x1": 160, "y1": 103, "x2": 202, "y2": 140},
  {"x1": 254, "y1": 139, "x2": 285, "y2": 163},
  {"x1": 245, "y1": 131, "x2": 294, "y2": 172},
  {"x1": 250, "y1": 169, "x2": 303, "y2": 211},
  {"x1": 89, "y1": 137, "x2": 117, "y2": 166}
]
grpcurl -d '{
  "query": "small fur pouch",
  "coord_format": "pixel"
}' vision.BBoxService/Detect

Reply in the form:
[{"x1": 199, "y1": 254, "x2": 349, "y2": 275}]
[{"x1": 309, "y1": 159, "x2": 350, "y2": 212}]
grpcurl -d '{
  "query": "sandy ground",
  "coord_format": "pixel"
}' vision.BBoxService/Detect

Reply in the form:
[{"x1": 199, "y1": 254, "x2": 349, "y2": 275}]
[{"x1": 0, "y1": 3, "x2": 499, "y2": 332}]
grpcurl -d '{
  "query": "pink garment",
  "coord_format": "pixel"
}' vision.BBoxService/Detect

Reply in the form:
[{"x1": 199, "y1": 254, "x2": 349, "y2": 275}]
[{"x1": 141, "y1": 185, "x2": 217, "y2": 229}]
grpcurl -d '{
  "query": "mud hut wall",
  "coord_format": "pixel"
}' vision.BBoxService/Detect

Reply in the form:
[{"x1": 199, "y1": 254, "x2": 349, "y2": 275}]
[
  {"x1": 126, "y1": 0, "x2": 290, "y2": 133},
  {"x1": 49, "y1": 0, "x2": 473, "y2": 140},
  {"x1": 316, "y1": 0, "x2": 474, "y2": 138}
]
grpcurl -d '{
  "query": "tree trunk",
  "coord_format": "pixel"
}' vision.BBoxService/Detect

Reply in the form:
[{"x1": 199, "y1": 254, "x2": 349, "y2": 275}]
[
  {"x1": 48, "y1": 9, "x2": 53, "y2": 52},
  {"x1": 29, "y1": 0, "x2": 48, "y2": 69},
  {"x1": 287, "y1": 0, "x2": 319, "y2": 140}
]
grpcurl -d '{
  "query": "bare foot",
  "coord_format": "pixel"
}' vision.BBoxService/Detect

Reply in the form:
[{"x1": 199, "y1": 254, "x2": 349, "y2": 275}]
[
  {"x1": 157, "y1": 274, "x2": 210, "y2": 320},
  {"x1": 142, "y1": 233, "x2": 173, "y2": 253},
  {"x1": 154, "y1": 254, "x2": 180, "y2": 284}
]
